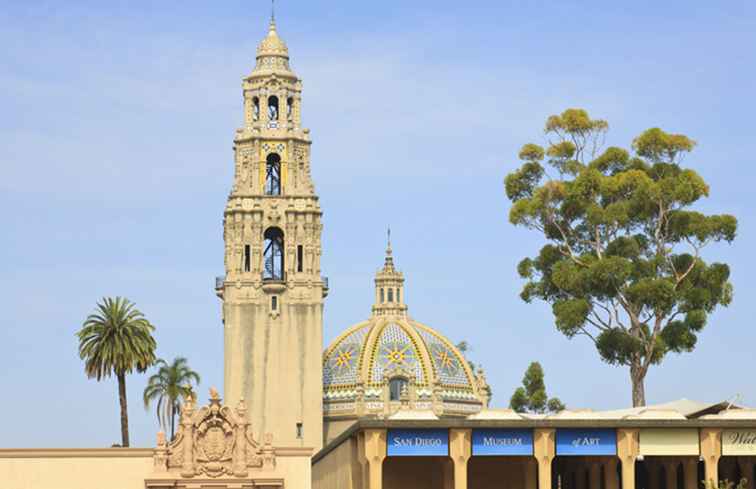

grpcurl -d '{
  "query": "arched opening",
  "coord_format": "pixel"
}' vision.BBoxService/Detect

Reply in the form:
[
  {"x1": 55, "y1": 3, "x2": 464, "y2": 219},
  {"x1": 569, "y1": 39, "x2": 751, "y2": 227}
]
[
  {"x1": 252, "y1": 96, "x2": 260, "y2": 120},
  {"x1": 265, "y1": 153, "x2": 281, "y2": 195},
  {"x1": 380, "y1": 288, "x2": 385, "y2": 303},
  {"x1": 387, "y1": 288, "x2": 394, "y2": 302},
  {"x1": 263, "y1": 227, "x2": 284, "y2": 281},
  {"x1": 268, "y1": 95, "x2": 279, "y2": 120},
  {"x1": 286, "y1": 97, "x2": 294, "y2": 120},
  {"x1": 389, "y1": 377, "x2": 408, "y2": 401}
]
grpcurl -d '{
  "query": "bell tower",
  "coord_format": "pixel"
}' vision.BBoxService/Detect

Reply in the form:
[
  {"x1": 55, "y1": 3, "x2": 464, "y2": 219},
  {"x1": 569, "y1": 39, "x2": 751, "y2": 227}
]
[{"x1": 217, "y1": 17, "x2": 326, "y2": 451}]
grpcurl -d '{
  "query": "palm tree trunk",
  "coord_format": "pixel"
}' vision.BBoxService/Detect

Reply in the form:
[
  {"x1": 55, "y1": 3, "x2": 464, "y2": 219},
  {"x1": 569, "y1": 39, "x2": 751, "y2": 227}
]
[
  {"x1": 170, "y1": 405, "x2": 176, "y2": 441},
  {"x1": 117, "y1": 371, "x2": 130, "y2": 447}
]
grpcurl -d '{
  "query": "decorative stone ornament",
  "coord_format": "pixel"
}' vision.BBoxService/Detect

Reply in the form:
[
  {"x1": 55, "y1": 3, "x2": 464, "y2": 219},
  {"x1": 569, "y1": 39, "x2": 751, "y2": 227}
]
[{"x1": 149, "y1": 389, "x2": 276, "y2": 486}]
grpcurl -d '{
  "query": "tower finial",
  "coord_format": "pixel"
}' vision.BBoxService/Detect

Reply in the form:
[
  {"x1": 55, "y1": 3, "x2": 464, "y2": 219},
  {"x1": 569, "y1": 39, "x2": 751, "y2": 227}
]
[
  {"x1": 387, "y1": 226, "x2": 392, "y2": 256},
  {"x1": 271, "y1": 0, "x2": 275, "y2": 22}
]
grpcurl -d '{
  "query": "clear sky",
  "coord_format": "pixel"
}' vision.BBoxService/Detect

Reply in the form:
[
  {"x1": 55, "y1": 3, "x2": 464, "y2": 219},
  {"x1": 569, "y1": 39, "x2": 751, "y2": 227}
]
[{"x1": 1, "y1": 0, "x2": 754, "y2": 448}]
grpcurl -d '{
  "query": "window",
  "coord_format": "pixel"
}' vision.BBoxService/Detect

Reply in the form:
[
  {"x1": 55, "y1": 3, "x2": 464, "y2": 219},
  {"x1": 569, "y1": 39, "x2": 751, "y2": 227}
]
[
  {"x1": 268, "y1": 96, "x2": 279, "y2": 120},
  {"x1": 297, "y1": 245, "x2": 303, "y2": 273},
  {"x1": 396, "y1": 288, "x2": 401, "y2": 303},
  {"x1": 271, "y1": 296, "x2": 278, "y2": 311},
  {"x1": 380, "y1": 288, "x2": 385, "y2": 303},
  {"x1": 263, "y1": 227, "x2": 284, "y2": 281},
  {"x1": 296, "y1": 422, "x2": 303, "y2": 439},
  {"x1": 252, "y1": 97, "x2": 260, "y2": 121},
  {"x1": 387, "y1": 288, "x2": 394, "y2": 302},
  {"x1": 244, "y1": 245, "x2": 251, "y2": 272},
  {"x1": 265, "y1": 153, "x2": 281, "y2": 196},
  {"x1": 389, "y1": 377, "x2": 408, "y2": 401},
  {"x1": 286, "y1": 97, "x2": 293, "y2": 120}
]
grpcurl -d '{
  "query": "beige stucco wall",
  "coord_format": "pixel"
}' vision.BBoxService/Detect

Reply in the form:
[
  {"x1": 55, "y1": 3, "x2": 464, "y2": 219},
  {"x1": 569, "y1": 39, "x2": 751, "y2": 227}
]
[
  {"x1": 0, "y1": 449, "x2": 153, "y2": 489},
  {"x1": 323, "y1": 419, "x2": 357, "y2": 447},
  {"x1": 312, "y1": 437, "x2": 358, "y2": 489},
  {"x1": 639, "y1": 428, "x2": 700, "y2": 456}
]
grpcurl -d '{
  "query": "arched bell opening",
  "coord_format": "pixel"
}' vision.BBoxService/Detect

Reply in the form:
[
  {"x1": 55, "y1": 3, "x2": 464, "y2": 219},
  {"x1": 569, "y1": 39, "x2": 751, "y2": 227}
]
[{"x1": 263, "y1": 227, "x2": 285, "y2": 281}]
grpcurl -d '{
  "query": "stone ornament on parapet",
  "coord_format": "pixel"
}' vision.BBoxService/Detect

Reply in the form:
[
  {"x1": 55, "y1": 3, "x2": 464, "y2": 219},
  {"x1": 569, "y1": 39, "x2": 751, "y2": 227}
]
[{"x1": 149, "y1": 388, "x2": 276, "y2": 483}]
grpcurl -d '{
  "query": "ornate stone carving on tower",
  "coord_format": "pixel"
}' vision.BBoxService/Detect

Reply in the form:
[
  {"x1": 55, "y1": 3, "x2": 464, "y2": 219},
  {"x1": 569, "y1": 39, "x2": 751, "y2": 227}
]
[{"x1": 216, "y1": 17, "x2": 326, "y2": 451}]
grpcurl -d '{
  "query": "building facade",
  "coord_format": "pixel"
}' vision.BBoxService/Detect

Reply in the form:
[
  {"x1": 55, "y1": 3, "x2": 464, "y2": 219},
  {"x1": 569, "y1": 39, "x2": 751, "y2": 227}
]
[{"x1": 216, "y1": 18, "x2": 327, "y2": 452}]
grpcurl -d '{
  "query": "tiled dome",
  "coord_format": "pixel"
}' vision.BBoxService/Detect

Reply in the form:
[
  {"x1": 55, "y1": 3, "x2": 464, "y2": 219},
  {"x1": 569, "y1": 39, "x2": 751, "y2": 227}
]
[{"x1": 323, "y1": 317, "x2": 482, "y2": 404}]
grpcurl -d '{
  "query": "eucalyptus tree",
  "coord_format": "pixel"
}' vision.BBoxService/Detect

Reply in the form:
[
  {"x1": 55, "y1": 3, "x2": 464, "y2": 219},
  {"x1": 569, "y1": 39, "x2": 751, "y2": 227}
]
[{"x1": 505, "y1": 109, "x2": 736, "y2": 406}]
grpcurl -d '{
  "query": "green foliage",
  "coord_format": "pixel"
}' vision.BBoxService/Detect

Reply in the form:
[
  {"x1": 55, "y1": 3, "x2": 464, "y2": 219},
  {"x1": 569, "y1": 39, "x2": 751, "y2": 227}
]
[
  {"x1": 76, "y1": 297, "x2": 157, "y2": 446},
  {"x1": 77, "y1": 297, "x2": 157, "y2": 380},
  {"x1": 509, "y1": 362, "x2": 564, "y2": 414},
  {"x1": 143, "y1": 357, "x2": 201, "y2": 440},
  {"x1": 703, "y1": 479, "x2": 748, "y2": 489},
  {"x1": 504, "y1": 108, "x2": 737, "y2": 406}
]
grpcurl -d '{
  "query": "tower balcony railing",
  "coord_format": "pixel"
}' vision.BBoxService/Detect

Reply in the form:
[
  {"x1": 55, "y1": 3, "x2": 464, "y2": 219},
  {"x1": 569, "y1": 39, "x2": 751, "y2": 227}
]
[{"x1": 215, "y1": 276, "x2": 225, "y2": 290}]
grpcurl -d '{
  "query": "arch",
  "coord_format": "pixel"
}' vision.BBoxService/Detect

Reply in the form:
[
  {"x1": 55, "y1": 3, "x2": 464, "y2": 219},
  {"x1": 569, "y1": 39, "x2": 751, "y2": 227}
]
[
  {"x1": 387, "y1": 288, "x2": 394, "y2": 302},
  {"x1": 265, "y1": 153, "x2": 281, "y2": 195},
  {"x1": 252, "y1": 96, "x2": 260, "y2": 120},
  {"x1": 388, "y1": 376, "x2": 408, "y2": 401},
  {"x1": 268, "y1": 95, "x2": 279, "y2": 120},
  {"x1": 263, "y1": 227, "x2": 284, "y2": 281},
  {"x1": 286, "y1": 96, "x2": 294, "y2": 120}
]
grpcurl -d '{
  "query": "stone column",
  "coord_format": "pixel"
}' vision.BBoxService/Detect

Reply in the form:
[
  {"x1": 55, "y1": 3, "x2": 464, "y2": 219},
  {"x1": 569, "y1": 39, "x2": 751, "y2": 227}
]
[
  {"x1": 617, "y1": 429, "x2": 640, "y2": 489},
  {"x1": 738, "y1": 458, "x2": 755, "y2": 489},
  {"x1": 590, "y1": 460, "x2": 602, "y2": 489},
  {"x1": 664, "y1": 460, "x2": 679, "y2": 489},
  {"x1": 535, "y1": 429, "x2": 556, "y2": 489},
  {"x1": 364, "y1": 429, "x2": 387, "y2": 489},
  {"x1": 450, "y1": 429, "x2": 471, "y2": 489},
  {"x1": 683, "y1": 458, "x2": 699, "y2": 489},
  {"x1": 357, "y1": 431, "x2": 369, "y2": 489},
  {"x1": 701, "y1": 429, "x2": 722, "y2": 488},
  {"x1": 605, "y1": 458, "x2": 620, "y2": 489},
  {"x1": 524, "y1": 458, "x2": 538, "y2": 489}
]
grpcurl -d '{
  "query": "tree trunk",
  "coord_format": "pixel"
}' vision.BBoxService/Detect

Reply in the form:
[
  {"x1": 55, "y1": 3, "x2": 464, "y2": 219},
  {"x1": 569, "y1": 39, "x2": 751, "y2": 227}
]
[
  {"x1": 170, "y1": 405, "x2": 176, "y2": 441},
  {"x1": 117, "y1": 372, "x2": 130, "y2": 447},
  {"x1": 630, "y1": 364, "x2": 646, "y2": 407}
]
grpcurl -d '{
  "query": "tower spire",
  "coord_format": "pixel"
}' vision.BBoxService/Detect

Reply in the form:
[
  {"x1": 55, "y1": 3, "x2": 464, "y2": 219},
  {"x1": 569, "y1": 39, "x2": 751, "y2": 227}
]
[
  {"x1": 373, "y1": 229, "x2": 406, "y2": 317},
  {"x1": 271, "y1": 0, "x2": 275, "y2": 22}
]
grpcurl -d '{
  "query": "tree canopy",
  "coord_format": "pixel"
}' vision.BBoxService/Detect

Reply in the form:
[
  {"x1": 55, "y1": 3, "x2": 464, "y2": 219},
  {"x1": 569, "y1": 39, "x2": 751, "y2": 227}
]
[
  {"x1": 77, "y1": 296, "x2": 157, "y2": 446},
  {"x1": 509, "y1": 362, "x2": 565, "y2": 414},
  {"x1": 504, "y1": 109, "x2": 736, "y2": 406},
  {"x1": 143, "y1": 357, "x2": 201, "y2": 440}
]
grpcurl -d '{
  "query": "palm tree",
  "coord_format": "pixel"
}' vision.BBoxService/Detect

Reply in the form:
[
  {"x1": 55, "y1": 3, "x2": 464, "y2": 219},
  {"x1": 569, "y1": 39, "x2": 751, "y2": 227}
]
[
  {"x1": 76, "y1": 297, "x2": 157, "y2": 447},
  {"x1": 143, "y1": 357, "x2": 201, "y2": 440}
]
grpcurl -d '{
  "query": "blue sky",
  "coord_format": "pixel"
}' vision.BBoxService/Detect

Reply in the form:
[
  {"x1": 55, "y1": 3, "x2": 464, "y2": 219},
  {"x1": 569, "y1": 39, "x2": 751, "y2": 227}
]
[{"x1": 1, "y1": 0, "x2": 754, "y2": 448}]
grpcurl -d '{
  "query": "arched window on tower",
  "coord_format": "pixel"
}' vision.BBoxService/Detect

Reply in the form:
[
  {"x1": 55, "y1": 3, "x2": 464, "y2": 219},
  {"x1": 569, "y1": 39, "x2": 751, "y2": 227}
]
[
  {"x1": 387, "y1": 288, "x2": 394, "y2": 302},
  {"x1": 252, "y1": 97, "x2": 260, "y2": 121},
  {"x1": 389, "y1": 377, "x2": 408, "y2": 401},
  {"x1": 265, "y1": 153, "x2": 281, "y2": 196},
  {"x1": 263, "y1": 227, "x2": 284, "y2": 281},
  {"x1": 268, "y1": 96, "x2": 279, "y2": 120},
  {"x1": 286, "y1": 97, "x2": 293, "y2": 120}
]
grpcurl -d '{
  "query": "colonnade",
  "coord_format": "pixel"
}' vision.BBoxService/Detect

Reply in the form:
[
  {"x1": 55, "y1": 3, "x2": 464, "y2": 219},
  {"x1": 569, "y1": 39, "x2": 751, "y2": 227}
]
[{"x1": 354, "y1": 428, "x2": 748, "y2": 489}]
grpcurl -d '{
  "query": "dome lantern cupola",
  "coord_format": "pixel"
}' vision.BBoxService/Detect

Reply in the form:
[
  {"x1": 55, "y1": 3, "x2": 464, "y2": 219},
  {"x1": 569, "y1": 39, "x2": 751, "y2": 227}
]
[{"x1": 372, "y1": 230, "x2": 407, "y2": 318}]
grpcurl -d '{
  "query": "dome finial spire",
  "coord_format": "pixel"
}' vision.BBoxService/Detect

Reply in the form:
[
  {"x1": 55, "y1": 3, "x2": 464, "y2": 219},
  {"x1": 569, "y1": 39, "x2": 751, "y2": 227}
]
[{"x1": 386, "y1": 226, "x2": 392, "y2": 256}]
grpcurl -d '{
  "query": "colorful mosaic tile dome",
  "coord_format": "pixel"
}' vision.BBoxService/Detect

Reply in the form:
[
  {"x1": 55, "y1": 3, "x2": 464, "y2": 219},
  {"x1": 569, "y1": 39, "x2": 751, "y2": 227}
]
[{"x1": 322, "y1": 317, "x2": 481, "y2": 402}]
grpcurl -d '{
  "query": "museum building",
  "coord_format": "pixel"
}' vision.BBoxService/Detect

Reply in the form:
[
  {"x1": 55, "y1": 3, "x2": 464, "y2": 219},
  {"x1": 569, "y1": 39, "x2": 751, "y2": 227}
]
[{"x1": 1, "y1": 17, "x2": 756, "y2": 489}]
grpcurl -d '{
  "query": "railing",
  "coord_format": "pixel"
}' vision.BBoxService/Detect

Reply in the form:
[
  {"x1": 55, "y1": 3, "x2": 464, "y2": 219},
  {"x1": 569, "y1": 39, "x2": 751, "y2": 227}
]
[{"x1": 215, "y1": 276, "x2": 225, "y2": 289}]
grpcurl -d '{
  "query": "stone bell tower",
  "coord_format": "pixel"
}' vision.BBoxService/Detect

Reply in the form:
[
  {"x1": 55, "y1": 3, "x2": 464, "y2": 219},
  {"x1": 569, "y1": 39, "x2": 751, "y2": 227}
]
[{"x1": 216, "y1": 17, "x2": 326, "y2": 451}]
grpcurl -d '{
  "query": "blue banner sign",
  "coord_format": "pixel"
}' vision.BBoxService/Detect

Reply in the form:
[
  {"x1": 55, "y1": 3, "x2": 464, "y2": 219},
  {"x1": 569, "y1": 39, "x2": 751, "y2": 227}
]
[
  {"x1": 556, "y1": 429, "x2": 616, "y2": 456},
  {"x1": 472, "y1": 429, "x2": 533, "y2": 456},
  {"x1": 387, "y1": 429, "x2": 449, "y2": 456}
]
